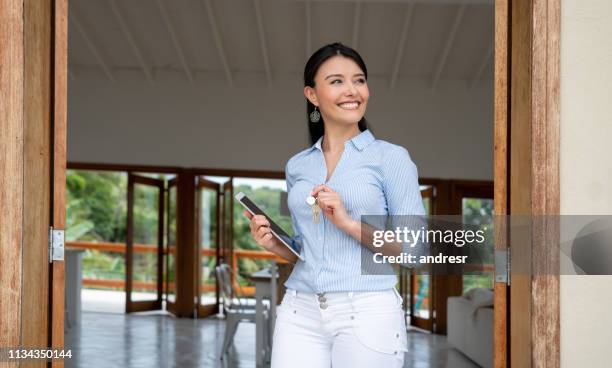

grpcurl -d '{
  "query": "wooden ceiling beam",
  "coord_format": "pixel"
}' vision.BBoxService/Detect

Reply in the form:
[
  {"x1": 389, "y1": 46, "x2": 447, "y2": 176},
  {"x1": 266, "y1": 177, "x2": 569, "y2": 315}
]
[
  {"x1": 201, "y1": 0, "x2": 233, "y2": 87},
  {"x1": 305, "y1": 1, "x2": 312, "y2": 58},
  {"x1": 431, "y1": 4, "x2": 467, "y2": 92},
  {"x1": 108, "y1": 0, "x2": 154, "y2": 85},
  {"x1": 70, "y1": 8, "x2": 116, "y2": 82},
  {"x1": 390, "y1": 3, "x2": 415, "y2": 90},
  {"x1": 470, "y1": 43, "x2": 493, "y2": 89},
  {"x1": 253, "y1": 0, "x2": 272, "y2": 86},
  {"x1": 352, "y1": 2, "x2": 362, "y2": 49},
  {"x1": 155, "y1": 0, "x2": 194, "y2": 84}
]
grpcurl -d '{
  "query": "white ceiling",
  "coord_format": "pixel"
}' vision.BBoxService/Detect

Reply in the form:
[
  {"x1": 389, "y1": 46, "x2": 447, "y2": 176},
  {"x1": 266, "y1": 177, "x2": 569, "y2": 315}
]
[{"x1": 68, "y1": 0, "x2": 494, "y2": 88}]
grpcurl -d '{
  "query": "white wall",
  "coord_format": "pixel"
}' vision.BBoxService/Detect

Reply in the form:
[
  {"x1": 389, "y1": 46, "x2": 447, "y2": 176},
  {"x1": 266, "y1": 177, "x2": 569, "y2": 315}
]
[
  {"x1": 67, "y1": 69, "x2": 493, "y2": 180},
  {"x1": 560, "y1": 1, "x2": 612, "y2": 367}
]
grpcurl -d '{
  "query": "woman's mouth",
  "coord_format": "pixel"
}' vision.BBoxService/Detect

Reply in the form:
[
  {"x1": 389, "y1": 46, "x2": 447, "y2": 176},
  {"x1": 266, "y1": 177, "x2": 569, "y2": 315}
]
[{"x1": 337, "y1": 101, "x2": 360, "y2": 110}]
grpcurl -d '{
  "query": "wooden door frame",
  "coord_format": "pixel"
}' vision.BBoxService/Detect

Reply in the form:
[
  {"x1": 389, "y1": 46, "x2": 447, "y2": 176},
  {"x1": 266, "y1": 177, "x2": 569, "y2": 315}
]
[
  {"x1": 0, "y1": 0, "x2": 67, "y2": 366},
  {"x1": 495, "y1": 0, "x2": 561, "y2": 367}
]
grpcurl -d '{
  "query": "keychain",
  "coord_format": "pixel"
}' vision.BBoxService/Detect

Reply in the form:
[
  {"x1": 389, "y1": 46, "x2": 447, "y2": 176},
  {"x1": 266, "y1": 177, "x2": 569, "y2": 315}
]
[{"x1": 306, "y1": 195, "x2": 320, "y2": 223}]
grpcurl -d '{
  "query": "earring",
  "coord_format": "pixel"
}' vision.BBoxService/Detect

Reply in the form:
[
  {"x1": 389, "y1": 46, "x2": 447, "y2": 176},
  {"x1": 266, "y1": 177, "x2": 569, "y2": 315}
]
[{"x1": 309, "y1": 106, "x2": 321, "y2": 123}]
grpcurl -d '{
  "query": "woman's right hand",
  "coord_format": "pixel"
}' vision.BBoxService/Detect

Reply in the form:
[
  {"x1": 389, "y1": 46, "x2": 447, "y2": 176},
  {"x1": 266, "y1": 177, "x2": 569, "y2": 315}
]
[{"x1": 244, "y1": 210, "x2": 278, "y2": 251}]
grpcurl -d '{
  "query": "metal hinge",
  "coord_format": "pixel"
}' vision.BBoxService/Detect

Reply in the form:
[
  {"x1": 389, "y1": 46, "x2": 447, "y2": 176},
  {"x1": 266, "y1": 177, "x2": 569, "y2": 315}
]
[
  {"x1": 49, "y1": 227, "x2": 65, "y2": 263},
  {"x1": 495, "y1": 249, "x2": 511, "y2": 285}
]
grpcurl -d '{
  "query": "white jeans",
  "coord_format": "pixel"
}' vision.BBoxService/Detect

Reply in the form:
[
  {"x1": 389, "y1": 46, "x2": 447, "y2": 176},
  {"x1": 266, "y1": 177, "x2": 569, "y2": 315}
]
[{"x1": 271, "y1": 288, "x2": 407, "y2": 368}]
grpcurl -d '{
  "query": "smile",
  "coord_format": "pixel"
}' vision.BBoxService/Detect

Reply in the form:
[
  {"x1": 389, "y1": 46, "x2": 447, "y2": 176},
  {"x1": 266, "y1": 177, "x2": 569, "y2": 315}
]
[{"x1": 337, "y1": 101, "x2": 360, "y2": 110}]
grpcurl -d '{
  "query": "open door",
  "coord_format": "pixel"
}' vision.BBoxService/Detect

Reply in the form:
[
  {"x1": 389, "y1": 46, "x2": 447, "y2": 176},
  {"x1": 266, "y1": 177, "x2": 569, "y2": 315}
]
[
  {"x1": 400, "y1": 186, "x2": 435, "y2": 331},
  {"x1": 221, "y1": 179, "x2": 234, "y2": 269},
  {"x1": 1, "y1": 1, "x2": 67, "y2": 364},
  {"x1": 196, "y1": 177, "x2": 222, "y2": 317},
  {"x1": 126, "y1": 174, "x2": 165, "y2": 313},
  {"x1": 165, "y1": 177, "x2": 178, "y2": 314}
]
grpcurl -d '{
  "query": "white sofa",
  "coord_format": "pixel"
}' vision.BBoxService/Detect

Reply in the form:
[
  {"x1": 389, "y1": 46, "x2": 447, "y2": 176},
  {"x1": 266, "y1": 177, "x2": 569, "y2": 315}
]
[{"x1": 447, "y1": 288, "x2": 494, "y2": 368}]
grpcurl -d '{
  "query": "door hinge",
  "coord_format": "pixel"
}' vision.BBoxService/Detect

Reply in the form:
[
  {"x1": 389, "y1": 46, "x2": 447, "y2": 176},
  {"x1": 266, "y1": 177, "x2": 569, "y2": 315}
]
[
  {"x1": 495, "y1": 249, "x2": 510, "y2": 285},
  {"x1": 49, "y1": 227, "x2": 65, "y2": 263}
]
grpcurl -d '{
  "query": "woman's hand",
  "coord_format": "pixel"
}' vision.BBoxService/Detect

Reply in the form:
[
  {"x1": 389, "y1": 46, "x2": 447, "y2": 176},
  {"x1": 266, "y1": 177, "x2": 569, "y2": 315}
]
[
  {"x1": 244, "y1": 211, "x2": 278, "y2": 252},
  {"x1": 311, "y1": 184, "x2": 356, "y2": 232}
]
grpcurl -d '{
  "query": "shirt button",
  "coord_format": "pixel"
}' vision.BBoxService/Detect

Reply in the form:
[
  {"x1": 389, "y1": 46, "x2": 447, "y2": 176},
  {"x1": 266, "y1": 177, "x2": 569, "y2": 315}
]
[{"x1": 319, "y1": 303, "x2": 328, "y2": 310}]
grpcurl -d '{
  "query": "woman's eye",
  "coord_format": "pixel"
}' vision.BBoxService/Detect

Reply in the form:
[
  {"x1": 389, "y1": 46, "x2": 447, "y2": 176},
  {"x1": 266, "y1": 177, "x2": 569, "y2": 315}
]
[
  {"x1": 355, "y1": 78, "x2": 366, "y2": 84},
  {"x1": 331, "y1": 79, "x2": 342, "y2": 85}
]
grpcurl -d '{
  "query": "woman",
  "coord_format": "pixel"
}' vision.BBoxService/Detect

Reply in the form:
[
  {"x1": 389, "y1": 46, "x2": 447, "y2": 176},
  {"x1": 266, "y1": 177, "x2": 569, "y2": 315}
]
[{"x1": 244, "y1": 42, "x2": 424, "y2": 367}]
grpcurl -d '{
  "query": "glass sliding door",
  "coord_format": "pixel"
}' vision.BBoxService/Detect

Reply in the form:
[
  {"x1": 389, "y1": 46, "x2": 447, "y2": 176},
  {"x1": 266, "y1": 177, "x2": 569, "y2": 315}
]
[
  {"x1": 408, "y1": 186, "x2": 435, "y2": 330},
  {"x1": 196, "y1": 177, "x2": 221, "y2": 317},
  {"x1": 165, "y1": 178, "x2": 178, "y2": 314},
  {"x1": 126, "y1": 174, "x2": 165, "y2": 313}
]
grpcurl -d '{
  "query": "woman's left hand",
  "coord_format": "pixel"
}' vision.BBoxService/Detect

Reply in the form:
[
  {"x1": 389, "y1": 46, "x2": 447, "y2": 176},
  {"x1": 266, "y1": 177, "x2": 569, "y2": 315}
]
[{"x1": 311, "y1": 184, "x2": 355, "y2": 231}]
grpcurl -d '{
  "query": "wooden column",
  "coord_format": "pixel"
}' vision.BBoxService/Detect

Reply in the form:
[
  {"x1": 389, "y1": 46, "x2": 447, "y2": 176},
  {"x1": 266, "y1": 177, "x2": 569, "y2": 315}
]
[
  {"x1": 510, "y1": 0, "x2": 561, "y2": 367},
  {"x1": 0, "y1": 0, "x2": 26, "y2": 355},
  {"x1": 175, "y1": 170, "x2": 197, "y2": 317}
]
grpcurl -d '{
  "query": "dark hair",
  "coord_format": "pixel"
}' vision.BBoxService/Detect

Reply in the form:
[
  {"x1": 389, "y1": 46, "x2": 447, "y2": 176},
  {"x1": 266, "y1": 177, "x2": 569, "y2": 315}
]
[{"x1": 304, "y1": 42, "x2": 369, "y2": 145}]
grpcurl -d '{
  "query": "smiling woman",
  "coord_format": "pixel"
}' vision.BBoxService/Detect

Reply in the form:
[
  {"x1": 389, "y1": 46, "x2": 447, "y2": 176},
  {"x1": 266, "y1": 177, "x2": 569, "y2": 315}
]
[{"x1": 242, "y1": 42, "x2": 425, "y2": 368}]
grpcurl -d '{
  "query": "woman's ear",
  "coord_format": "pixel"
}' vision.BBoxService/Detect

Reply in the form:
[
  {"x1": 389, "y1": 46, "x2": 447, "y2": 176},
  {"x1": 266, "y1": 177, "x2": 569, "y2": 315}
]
[{"x1": 304, "y1": 86, "x2": 318, "y2": 106}]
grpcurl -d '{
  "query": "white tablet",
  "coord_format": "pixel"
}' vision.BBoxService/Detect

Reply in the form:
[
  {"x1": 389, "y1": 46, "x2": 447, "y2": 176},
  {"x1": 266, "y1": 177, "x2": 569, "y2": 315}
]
[{"x1": 235, "y1": 192, "x2": 304, "y2": 261}]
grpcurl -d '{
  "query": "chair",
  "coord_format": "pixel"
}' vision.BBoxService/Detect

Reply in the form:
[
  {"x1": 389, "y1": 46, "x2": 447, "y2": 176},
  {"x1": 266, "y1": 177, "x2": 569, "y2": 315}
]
[{"x1": 216, "y1": 263, "x2": 268, "y2": 359}]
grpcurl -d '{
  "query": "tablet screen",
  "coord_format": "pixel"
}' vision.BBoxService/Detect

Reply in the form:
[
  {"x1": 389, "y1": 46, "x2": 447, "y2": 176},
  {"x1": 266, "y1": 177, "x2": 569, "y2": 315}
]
[{"x1": 235, "y1": 192, "x2": 301, "y2": 257}]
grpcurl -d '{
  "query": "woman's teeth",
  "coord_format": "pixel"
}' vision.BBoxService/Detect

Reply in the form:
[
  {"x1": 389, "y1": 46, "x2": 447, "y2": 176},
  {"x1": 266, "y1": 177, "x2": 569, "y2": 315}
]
[{"x1": 338, "y1": 102, "x2": 359, "y2": 110}]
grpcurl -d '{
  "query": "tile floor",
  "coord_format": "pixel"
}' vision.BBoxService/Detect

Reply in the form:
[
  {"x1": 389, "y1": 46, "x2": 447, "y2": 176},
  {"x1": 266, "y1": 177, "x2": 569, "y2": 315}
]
[{"x1": 65, "y1": 311, "x2": 480, "y2": 368}]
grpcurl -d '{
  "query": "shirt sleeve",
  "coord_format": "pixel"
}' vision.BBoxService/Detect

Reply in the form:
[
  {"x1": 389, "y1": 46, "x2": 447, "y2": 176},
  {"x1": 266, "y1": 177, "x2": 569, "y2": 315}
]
[
  {"x1": 382, "y1": 146, "x2": 427, "y2": 261},
  {"x1": 285, "y1": 159, "x2": 303, "y2": 253},
  {"x1": 382, "y1": 146, "x2": 425, "y2": 216}
]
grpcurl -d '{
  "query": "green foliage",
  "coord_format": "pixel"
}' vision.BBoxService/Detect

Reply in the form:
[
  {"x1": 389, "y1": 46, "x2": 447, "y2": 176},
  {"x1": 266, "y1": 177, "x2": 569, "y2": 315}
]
[
  {"x1": 67, "y1": 170, "x2": 127, "y2": 290},
  {"x1": 463, "y1": 274, "x2": 493, "y2": 293},
  {"x1": 66, "y1": 170, "x2": 127, "y2": 242},
  {"x1": 232, "y1": 183, "x2": 293, "y2": 283}
]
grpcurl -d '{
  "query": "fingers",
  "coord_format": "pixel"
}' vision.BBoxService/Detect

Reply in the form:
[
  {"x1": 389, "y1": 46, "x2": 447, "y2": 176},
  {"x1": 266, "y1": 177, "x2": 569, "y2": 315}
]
[
  {"x1": 316, "y1": 191, "x2": 339, "y2": 205},
  {"x1": 257, "y1": 224, "x2": 272, "y2": 238},
  {"x1": 243, "y1": 210, "x2": 253, "y2": 219},
  {"x1": 311, "y1": 184, "x2": 333, "y2": 197},
  {"x1": 248, "y1": 214, "x2": 270, "y2": 237}
]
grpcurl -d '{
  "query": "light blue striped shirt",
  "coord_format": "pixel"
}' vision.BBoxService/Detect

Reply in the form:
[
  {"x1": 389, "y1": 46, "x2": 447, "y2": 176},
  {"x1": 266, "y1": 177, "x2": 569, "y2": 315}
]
[{"x1": 284, "y1": 129, "x2": 425, "y2": 293}]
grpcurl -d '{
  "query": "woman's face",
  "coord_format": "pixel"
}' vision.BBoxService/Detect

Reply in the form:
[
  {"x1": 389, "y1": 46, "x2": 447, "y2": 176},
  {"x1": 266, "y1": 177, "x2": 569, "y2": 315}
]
[{"x1": 305, "y1": 55, "x2": 369, "y2": 127}]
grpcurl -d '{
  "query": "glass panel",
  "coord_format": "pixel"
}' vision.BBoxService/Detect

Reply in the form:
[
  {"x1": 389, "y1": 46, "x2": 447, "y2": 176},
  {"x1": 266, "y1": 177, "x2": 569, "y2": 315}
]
[
  {"x1": 166, "y1": 185, "x2": 177, "y2": 303},
  {"x1": 413, "y1": 275, "x2": 431, "y2": 319},
  {"x1": 462, "y1": 197, "x2": 494, "y2": 294},
  {"x1": 199, "y1": 187, "x2": 217, "y2": 306},
  {"x1": 66, "y1": 169, "x2": 127, "y2": 313},
  {"x1": 131, "y1": 183, "x2": 160, "y2": 302}
]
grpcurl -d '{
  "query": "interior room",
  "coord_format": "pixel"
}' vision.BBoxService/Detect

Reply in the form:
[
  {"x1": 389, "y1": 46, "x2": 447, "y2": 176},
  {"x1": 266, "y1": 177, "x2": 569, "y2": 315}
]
[{"x1": 64, "y1": 0, "x2": 495, "y2": 367}]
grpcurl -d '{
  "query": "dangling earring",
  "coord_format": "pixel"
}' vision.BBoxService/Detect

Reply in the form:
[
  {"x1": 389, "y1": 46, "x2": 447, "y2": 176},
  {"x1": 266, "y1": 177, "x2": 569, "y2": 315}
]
[{"x1": 310, "y1": 106, "x2": 321, "y2": 123}]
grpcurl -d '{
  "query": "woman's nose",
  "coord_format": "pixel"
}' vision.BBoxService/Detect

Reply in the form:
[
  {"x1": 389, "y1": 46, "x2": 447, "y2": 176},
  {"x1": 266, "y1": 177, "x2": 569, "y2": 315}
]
[{"x1": 344, "y1": 81, "x2": 358, "y2": 96}]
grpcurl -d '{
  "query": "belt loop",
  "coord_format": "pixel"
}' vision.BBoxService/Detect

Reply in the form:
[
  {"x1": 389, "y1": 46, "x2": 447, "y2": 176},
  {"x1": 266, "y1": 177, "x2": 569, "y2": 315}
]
[
  {"x1": 348, "y1": 291, "x2": 356, "y2": 318},
  {"x1": 288, "y1": 289, "x2": 297, "y2": 309}
]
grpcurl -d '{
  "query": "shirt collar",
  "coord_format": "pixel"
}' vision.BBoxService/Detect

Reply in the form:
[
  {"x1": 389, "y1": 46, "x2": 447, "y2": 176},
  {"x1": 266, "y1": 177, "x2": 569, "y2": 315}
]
[{"x1": 311, "y1": 129, "x2": 375, "y2": 152}]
